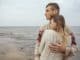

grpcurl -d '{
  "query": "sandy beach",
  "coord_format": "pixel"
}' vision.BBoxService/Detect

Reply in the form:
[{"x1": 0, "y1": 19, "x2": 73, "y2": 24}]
[{"x1": 0, "y1": 26, "x2": 80, "y2": 60}]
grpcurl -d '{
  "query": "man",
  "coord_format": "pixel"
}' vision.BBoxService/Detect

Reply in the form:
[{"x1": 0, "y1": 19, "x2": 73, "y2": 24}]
[{"x1": 34, "y1": 3, "x2": 77, "y2": 60}]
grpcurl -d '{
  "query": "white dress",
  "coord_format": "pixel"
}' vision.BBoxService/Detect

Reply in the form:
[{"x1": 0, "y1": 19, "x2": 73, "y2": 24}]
[
  {"x1": 34, "y1": 25, "x2": 77, "y2": 60},
  {"x1": 39, "y1": 30, "x2": 64, "y2": 60}
]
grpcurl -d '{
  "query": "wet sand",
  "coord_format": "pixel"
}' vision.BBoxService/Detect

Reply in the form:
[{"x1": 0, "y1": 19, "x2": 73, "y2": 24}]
[{"x1": 0, "y1": 37, "x2": 34, "y2": 60}]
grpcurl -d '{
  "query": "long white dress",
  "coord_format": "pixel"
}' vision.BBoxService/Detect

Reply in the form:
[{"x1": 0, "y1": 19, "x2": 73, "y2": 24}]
[
  {"x1": 34, "y1": 24, "x2": 77, "y2": 60},
  {"x1": 39, "y1": 30, "x2": 64, "y2": 60}
]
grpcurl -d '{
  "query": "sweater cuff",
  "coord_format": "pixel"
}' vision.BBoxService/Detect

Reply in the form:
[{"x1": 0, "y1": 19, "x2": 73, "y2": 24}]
[{"x1": 65, "y1": 46, "x2": 77, "y2": 57}]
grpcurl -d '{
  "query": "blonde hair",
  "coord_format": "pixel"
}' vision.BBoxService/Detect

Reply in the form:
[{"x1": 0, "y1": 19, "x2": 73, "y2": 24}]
[{"x1": 53, "y1": 15, "x2": 68, "y2": 46}]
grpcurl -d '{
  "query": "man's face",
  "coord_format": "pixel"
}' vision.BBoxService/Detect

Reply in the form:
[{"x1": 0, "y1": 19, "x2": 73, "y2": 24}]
[{"x1": 45, "y1": 6, "x2": 58, "y2": 20}]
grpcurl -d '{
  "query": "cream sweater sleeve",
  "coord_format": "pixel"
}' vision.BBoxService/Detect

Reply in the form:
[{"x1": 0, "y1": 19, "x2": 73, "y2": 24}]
[
  {"x1": 39, "y1": 34, "x2": 45, "y2": 55},
  {"x1": 65, "y1": 36, "x2": 78, "y2": 57}
]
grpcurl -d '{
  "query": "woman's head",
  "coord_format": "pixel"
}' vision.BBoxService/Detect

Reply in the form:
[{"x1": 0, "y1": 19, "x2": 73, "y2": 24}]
[
  {"x1": 53, "y1": 15, "x2": 65, "y2": 32},
  {"x1": 52, "y1": 15, "x2": 68, "y2": 45},
  {"x1": 53, "y1": 15, "x2": 67, "y2": 45}
]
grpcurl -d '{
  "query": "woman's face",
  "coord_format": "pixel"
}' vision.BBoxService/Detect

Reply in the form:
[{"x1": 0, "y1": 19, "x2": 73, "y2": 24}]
[{"x1": 50, "y1": 20, "x2": 57, "y2": 29}]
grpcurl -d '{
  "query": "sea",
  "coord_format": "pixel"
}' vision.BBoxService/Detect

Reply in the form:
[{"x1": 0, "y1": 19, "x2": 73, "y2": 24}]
[{"x1": 0, "y1": 26, "x2": 80, "y2": 60}]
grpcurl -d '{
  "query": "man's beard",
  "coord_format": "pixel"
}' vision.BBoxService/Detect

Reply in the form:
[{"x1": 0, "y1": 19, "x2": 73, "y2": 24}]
[{"x1": 49, "y1": 15, "x2": 55, "y2": 20}]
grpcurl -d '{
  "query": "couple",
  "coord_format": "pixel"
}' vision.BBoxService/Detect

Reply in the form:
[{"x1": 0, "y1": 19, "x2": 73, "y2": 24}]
[{"x1": 34, "y1": 3, "x2": 77, "y2": 60}]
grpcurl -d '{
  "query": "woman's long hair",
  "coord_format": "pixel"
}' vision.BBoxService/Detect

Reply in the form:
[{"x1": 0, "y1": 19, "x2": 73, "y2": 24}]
[{"x1": 53, "y1": 15, "x2": 67, "y2": 45}]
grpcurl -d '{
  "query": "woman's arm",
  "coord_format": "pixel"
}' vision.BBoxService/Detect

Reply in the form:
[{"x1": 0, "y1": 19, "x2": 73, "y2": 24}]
[
  {"x1": 39, "y1": 34, "x2": 45, "y2": 55},
  {"x1": 34, "y1": 26, "x2": 44, "y2": 60}
]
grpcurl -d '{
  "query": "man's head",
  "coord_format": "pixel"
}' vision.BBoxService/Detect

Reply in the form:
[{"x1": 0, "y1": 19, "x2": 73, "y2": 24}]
[{"x1": 45, "y1": 3, "x2": 60, "y2": 20}]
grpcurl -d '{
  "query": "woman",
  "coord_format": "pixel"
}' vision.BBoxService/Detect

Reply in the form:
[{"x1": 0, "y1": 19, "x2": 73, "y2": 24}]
[
  {"x1": 34, "y1": 3, "x2": 77, "y2": 60},
  {"x1": 38, "y1": 15, "x2": 70, "y2": 60},
  {"x1": 34, "y1": 15, "x2": 77, "y2": 60}
]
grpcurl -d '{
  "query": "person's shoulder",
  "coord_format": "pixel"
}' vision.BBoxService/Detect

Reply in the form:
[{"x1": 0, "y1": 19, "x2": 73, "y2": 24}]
[
  {"x1": 39, "y1": 24, "x2": 48, "y2": 31},
  {"x1": 65, "y1": 24, "x2": 72, "y2": 30},
  {"x1": 65, "y1": 24, "x2": 70, "y2": 28},
  {"x1": 64, "y1": 24, "x2": 72, "y2": 34}
]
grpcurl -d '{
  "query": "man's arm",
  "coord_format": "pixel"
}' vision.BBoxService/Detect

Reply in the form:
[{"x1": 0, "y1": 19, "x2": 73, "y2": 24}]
[
  {"x1": 70, "y1": 33, "x2": 76, "y2": 45},
  {"x1": 65, "y1": 25, "x2": 77, "y2": 45},
  {"x1": 64, "y1": 26, "x2": 77, "y2": 57}
]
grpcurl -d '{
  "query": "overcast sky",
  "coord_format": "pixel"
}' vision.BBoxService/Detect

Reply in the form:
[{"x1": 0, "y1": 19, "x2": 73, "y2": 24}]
[{"x1": 0, "y1": 0, "x2": 80, "y2": 26}]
